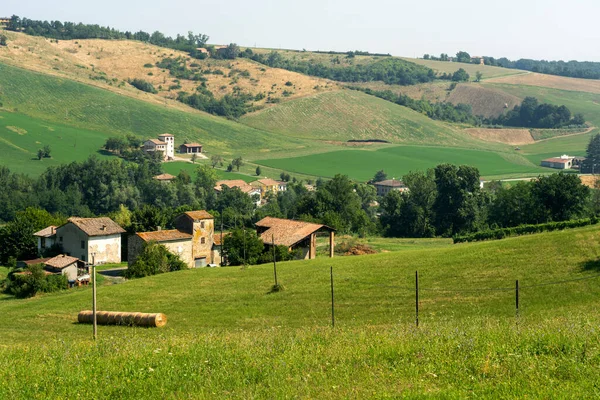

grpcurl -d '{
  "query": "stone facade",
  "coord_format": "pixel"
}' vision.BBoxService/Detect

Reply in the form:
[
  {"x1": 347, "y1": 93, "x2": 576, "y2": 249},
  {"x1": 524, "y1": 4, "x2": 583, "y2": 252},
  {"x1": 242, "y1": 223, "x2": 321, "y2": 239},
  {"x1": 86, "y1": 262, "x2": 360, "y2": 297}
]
[
  {"x1": 56, "y1": 223, "x2": 122, "y2": 264},
  {"x1": 128, "y1": 233, "x2": 194, "y2": 268}
]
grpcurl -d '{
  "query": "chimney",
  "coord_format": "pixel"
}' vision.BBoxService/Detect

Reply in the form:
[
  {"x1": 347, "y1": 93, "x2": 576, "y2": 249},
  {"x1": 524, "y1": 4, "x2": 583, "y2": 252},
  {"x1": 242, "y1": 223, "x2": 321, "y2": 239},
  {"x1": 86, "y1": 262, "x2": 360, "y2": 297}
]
[
  {"x1": 101, "y1": 224, "x2": 106, "y2": 231},
  {"x1": 157, "y1": 226, "x2": 162, "y2": 231},
  {"x1": 51, "y1": 227, "x2": 55, "y2": 235}
]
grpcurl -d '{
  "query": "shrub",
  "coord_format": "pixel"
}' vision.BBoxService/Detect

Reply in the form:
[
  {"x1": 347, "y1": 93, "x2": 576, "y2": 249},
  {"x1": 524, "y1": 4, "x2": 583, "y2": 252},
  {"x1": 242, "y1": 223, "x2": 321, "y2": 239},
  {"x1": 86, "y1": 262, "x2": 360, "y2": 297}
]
[
  {"x1": 4, "y1": 264, "x2": 68, "y2": 298},
  {"x1": 129, "y1": 78, "x2": 157, "y2": 94},
  {"x1": 126, "y1": 242, "x2": 187, "y2": 278},
  {"x1": 143, "y1": 63, "x2": 154, "y2": 68}
]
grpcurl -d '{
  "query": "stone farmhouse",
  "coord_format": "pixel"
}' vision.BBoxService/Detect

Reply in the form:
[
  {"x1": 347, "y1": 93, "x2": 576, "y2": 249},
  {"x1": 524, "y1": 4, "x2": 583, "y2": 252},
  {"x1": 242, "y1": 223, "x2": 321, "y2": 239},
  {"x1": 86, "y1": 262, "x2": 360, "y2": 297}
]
[
  {"x1": 215, "y1": 180, "x2": 262, "y2": 205},
  {"x1": 17, "y1": 255, "x2": 85, "y2": 282},
  {"x1": 541, "y1": 155, "x2": 585, "y2": 170},
  {"x1": 143, "y1": 133, "x2": 175, "y2": 161},
  {"x1": 128, "y1": 211, "x2": 216, "y2": 268},
  {"x1": 37, "y1": 217, "x2": 126, "y2": 264},
  {"x1": 255, "y1": 217, "x2": 335, "y2": 260},
  {"x1": 373, "y1": 179, "x2": 408, "y2": 197}
]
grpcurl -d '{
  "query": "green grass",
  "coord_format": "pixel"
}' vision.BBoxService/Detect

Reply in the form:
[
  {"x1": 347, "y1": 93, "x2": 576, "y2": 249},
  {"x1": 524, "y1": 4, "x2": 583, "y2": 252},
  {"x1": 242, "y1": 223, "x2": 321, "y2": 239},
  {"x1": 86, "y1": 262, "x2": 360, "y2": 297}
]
[
  {"x1": 255, "y1": 145, "x2": 545, "y2": 181},
  {"x1": 1, "y1": 226, "x2": 600, "y2": 397},
  {"x1": 0, "y1": 62, "x2": 313, "y2": 175},
  {"x1": 162, "y1": 161, "x2": 258, "y2": 182},
  {"x1": 0, "y1": 110, "x2": 115, "y2": 175},
  {"x1": 241, "y1": 90, "x2": 471, "y2": 146},
  {"x1": 402, "y1": 57, "x2": 526, "y2": 79}
]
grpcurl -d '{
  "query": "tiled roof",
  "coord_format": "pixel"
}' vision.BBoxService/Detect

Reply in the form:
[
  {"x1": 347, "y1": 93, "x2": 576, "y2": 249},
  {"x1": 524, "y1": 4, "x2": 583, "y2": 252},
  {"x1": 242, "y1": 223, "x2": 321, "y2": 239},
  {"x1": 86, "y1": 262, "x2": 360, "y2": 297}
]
[
  {"x1": 19, "y1": 257, "x2": 51, "y2": 266},
  {"x1": 182, "y1": 210, "x2": 214, "y2": 221},
  {"x1": 374, "y1": 179, "x2": 406, "y2": 187},
  {"x1": 147, "y1": 139, "x2": 166, "y2": 145},
  {"x1": 153, "y1": 173, "x2": 176, "y2": 181},
  {"x1": 180, "y1": 143, "x2": 202, "y2": 148},
  {"x1": 33, "y1": 225, "x2": 57, "y2": 237},
  {"x1": 45, "y1": 255, "x2": 80, "y2": 269},
  {"x1": 137, "y1": 230, "x2": 192, "y2": 242},
  {"x1": 254, "y1": 178, "x2": 280, "y2": 186},
  {"x1": 255, "y1": 217, "x2": 334, "y2": 247},
  {"x1": 214, "y1": 180, "x2": 257, "y2": 194},
  {"x1": 65, "y1": 217, "x2": 125, "y2": 237},
  {"x1": 213, "y1": 232, "x2": 230, "y2": 246},
  {"x1": 158, "y1": 133, "x2": 174, "y2": 137}
]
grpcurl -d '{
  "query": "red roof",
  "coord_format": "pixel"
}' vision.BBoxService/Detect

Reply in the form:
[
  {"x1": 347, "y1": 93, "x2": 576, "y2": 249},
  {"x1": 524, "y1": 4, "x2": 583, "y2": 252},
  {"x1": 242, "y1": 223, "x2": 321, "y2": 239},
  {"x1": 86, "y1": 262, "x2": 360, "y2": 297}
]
[
  {"x1": 137, "y1": 230, "x2": 192, "y2": 242},
  {"x1": 159, "y1": 133, "x2": 174, "y2": 137},
  {"x1": 255, "y1": 217, "x2": 334, "y2": 247},
  {"x1": 180, "y1": 143, "x2": 202, "y2": 148},
  {"x1": 45, "y1": 255, "x2": 80, "y2": 269},
  {"x1": 542, "y1": 158, "x2": 571, "y2": 164},
  {"x1": 64, "y1": 217, "x2": 125, "y2": 237},
  {"x1": 147, "y1": 139, "x2": 166, "y2": 145},
  {"x1": 33, "y1": 226, "x2": 57, "y2": 237},
  {"x1": 153, "y1": 173, "x2": 176, "y2": 181},
  {"x1": 374, "y1": 179, "x2": 406, "y2": 187},
  {"x1": 182, "y1": 210, "x2": 213, "y2": 221}
]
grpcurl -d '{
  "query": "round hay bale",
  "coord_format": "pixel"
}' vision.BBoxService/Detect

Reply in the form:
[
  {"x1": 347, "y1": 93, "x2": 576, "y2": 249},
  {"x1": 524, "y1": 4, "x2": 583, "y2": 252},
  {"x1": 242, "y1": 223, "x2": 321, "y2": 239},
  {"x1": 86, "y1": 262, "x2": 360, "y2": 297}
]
[{"x1": 77, "y1": 311, "x2": 167, "y2": 327}]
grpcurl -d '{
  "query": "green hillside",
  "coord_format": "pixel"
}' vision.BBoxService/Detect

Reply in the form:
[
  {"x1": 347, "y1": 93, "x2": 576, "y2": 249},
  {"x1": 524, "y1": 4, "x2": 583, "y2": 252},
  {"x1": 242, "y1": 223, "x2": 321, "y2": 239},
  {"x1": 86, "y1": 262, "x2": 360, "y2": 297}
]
[
  {"x1": 241, "y1": 90, "x2": 472, "y2": 146},
  {"x1": 0, "y1": 62, "x2": 314, "y2": 175},
  {"x1": 1, "y1": 226, "x2": 600, "y2": 397},
  {"x1": 255, "y1": 144, "x2": 545, "y2": 181},
  {"x1": 402, "y1": 57, "x2": 526, "y2": 79}
]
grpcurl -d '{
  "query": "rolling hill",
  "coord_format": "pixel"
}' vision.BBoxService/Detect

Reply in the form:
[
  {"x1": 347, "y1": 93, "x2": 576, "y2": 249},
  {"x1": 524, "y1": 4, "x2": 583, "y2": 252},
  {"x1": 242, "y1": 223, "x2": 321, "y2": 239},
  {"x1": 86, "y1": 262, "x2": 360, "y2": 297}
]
[{"x1": 1, "y1": 226, "x2": 599, "y2": 397}]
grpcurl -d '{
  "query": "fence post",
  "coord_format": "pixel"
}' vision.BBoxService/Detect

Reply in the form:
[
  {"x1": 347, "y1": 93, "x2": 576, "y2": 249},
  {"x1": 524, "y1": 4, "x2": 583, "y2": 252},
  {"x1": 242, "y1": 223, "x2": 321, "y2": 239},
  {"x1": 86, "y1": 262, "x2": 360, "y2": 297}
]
[
  {"x1": 515, "y1": 279, "x2": 519, "y2": 320},
  {"x1": 330, "y1": 266, "x2": 335, "y2": 328},
  {"x1": 415, "y1": 270, "x2": 419, "y2": 327},
  {"x1": 92, "y1": 252, "x2": 97, "y2": 341}
]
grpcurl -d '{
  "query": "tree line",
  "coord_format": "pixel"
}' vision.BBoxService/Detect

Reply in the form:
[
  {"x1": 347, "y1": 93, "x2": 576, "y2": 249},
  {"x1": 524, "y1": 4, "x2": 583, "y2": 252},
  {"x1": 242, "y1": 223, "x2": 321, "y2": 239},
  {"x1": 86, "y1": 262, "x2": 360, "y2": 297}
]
[
  {"x1": 5, "y1": 15, "x2": 209, "y2": 54},
  {"x1": 424, "y1": 50, "x2": 600, "y2": 80}
]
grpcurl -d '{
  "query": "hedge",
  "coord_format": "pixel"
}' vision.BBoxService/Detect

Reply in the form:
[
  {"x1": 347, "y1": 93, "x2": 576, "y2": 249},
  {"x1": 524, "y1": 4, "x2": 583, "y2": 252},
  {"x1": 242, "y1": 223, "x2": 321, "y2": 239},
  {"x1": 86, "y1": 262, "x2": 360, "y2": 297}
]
[{"x1": 453, "y1": 217, "x2": 600, "y2": 244}]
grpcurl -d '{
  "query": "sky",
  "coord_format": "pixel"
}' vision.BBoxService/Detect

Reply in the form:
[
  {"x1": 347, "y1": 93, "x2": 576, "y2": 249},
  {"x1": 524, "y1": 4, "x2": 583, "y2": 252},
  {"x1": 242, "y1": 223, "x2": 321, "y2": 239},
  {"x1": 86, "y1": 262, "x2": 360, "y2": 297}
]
[{"x1": 3, "y1": 0, "x2": 599, "y2": 61}]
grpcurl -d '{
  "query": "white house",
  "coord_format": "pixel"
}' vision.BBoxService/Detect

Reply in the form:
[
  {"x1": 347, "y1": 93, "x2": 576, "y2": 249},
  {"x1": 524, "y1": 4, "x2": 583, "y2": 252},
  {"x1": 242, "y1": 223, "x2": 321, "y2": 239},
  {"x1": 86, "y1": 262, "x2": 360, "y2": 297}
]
[
  {"x1": 143, "y1": 133, "x2": 175, "y2": 161},
  {"x1": 53, "y1": 217, "x2": 125, "y2": 264},
  {"x1": 33, "y1": 225, "x2": 58, "y2": 255}
]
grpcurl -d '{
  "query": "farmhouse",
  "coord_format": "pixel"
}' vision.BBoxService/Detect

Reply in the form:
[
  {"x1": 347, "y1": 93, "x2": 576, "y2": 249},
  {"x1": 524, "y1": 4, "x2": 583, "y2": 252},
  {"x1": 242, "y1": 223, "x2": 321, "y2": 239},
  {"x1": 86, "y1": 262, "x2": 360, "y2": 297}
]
[
  {"x1": 215, "y1": 180, "x2": 261, "y2": 204},
  {"x1": 17, "y1": 255, "x2": 85, "y2": 282},
  {"x1": 129, "y1": 210, "x2": 216, "y2": 268},
  {"x1": 144, "y1": 133, "x2": 175, "y2": 161},
  {"x1": 373, "y1": 179, "x2": 408, "y2": 197},
  {"x1": 33, "y1": 225, "x2": 58, "y2": 255},
  {"x1": 255, "y1": 217, "x2": 335, "y2": 259},
  {"x1": 471, "y1": 56, "x2": 485, "y2": 65},
  {"x1": 51, "y1": 217, "x2": 125, "y2": 264},
  {"x1": 251, "y1": 178, "x2": 281, "y2": 196},
  {"x1": 179, "y1": 143, "x2": 203, "y2": 154},
  {"x1": 541, "y1": 155, "x2": 574, "y2": 169}
]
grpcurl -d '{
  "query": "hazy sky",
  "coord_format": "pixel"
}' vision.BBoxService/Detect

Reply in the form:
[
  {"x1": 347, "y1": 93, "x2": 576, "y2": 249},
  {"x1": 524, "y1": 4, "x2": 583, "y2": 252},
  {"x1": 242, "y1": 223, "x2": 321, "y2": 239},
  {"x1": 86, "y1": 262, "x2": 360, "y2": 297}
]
[{"x1": 3, "y1": 0, "x2": 599, "y2": 61}]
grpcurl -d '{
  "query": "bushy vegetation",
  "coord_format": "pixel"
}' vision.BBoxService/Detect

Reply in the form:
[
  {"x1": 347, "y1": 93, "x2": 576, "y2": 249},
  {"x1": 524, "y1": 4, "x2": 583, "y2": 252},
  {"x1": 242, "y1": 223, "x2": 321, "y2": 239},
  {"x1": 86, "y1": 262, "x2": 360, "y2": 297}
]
[
  {"x1": 3, "y1": 264, "x2": 68, "y2": 298},
  {"x1": 125, "y1": 242, "x2": 187, "y2": 278},
  {"x1": 491, "y1": 96, "x2": 585, "y2": 129},
  {"x1": 244, "y1": 50, "x2": 436, "y2": 85},
  {"x1": 128, "y1": 78, "x2": 157, "y2": 94},
  {"x1": 5, "y1": 15, "x2": 209, "y2": 54},
  {"x1": 453, "y1": 217, "x2": 599, "y2": 243}
]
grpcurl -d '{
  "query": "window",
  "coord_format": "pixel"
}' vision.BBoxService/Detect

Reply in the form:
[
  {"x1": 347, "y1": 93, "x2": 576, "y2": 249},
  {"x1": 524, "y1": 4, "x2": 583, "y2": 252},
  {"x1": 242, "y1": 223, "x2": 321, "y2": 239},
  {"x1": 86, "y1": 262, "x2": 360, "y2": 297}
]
[
  {"x1": 201, "y1": 237, "x2": 206, "y2": 244},
  {"x1": 201, "y1": 221, "x2": 205, "y2": 228},
  {"x1": 59, "y1": 236, "x2": 63, "y2": 242},
  {"x1": 81, "y1": 240, "x2": 85, "y2": 249},
  {"x1": 41, "y1": 238, "x2": 46, "y2": 249}
]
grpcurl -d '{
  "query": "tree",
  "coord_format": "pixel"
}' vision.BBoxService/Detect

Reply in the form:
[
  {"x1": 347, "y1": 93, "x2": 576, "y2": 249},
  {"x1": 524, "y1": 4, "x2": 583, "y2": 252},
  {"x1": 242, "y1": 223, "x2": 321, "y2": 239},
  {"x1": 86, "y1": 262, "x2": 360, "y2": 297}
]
[
  {"x1": 130, "y1": 205, "x2": 169, "y2": 233},
  {"x1": 125, "y1": 242, "x2": 187, "y2": 278},
  {"x1": 475, "y1": 71, "x2": 483, "y2": 82},
  {"x1": 581, "y1": 134, "x2": 600, "y2": 174},
  {"x1": 256, "y1": 166, "x2": 262, "y2": 176},
  {"x1": 220, "y1": 43, "x2": 240, "y2": 60},
  {"x1": 280, "y1": 172, "x2": 291, "y2": 182},
  {"x1": 222, "y1": 228, "x2": 263, "y2": 266},
  {"x1": 42, "y1": 145, "x2": 51, "y2": 158},
  {"x1": 210, "y1": 154, "x2": 223, "y2": 168},
  {"x1": 372, "y1": 170, "x2": 387, "y2": 183},
  {"x1": 190, "y1": 153, "x2": 198, "y2": 164},
  {"x1": 451, "y1": 68, "x2": 470, "y2": 82},
  {"x1": 37, "y1": 149, "x2": 44, "y2": 160},
  {"x1": 456, "y1": 51, "x2": 471, "y2": 63},
  {"x1": 0, "y1": 34, "x2": 7, "y2": 47},
  {"x1": 231, "y1": 156, "x2": 244, "y2": 171},
  {"x1": 4, "y1": 263, "x2": 68, "y2": 298},
  {"x1": 530, "y1": 173, "x2": 590, "y2": 222}
]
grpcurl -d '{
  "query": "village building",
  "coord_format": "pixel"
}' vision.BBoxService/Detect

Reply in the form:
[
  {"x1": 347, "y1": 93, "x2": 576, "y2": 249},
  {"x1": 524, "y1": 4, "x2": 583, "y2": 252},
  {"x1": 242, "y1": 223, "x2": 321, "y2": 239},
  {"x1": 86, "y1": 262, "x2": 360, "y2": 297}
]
[
  {"x1": 51, "y1": 217, "x2": 125, "y2": 264},
  {"x1": 17, "y1": 255, "x2": 86, "y2": 282},
  {"x1": 471, "y1": 56, "x2": 485, "y2": 65},
  {"x1": 215, "y1": 180, "x2": 261, "y2": 205},
  {"x1": 373, "y1": 179, "x2": 408, "y2": 197},
  {"x1": 33, "y1": 225, "x2": 58, "y2": 255},
  {"x1": 143, "y1": 133, "x2": 175, "y2": 161},
  {"x1": 129, "y1": 210, "x2": 217, "y2": 268},
  {"x1": 179, "y1": 143, "x2": 203, "y2": 154},
  {"x1": 277, "y1": 181, "x2": 288, "y2": 192},
  {"x1": 541, "y1": 155, "x2": 574, "y2": 170},
  {"x1": 251, "y1": 178, "x2": 281, "y2": 196},
  {"x1": 255, "y1": 217, "x2": 335, "y2": 260},
  {"x1": 153, "y1": 173, "x2": 177, "y2": 182}
]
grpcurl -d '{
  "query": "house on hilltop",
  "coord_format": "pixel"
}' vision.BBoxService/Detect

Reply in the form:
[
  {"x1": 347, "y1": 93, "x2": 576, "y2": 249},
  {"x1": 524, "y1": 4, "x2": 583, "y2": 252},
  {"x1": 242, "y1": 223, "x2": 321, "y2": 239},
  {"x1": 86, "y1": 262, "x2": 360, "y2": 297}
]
[
  {"x1": 255, "y1": 217, "x2": 335, "y2": 259},
  {"x1": 144, "y1": 133, "x2": 175, "y2": 161}
]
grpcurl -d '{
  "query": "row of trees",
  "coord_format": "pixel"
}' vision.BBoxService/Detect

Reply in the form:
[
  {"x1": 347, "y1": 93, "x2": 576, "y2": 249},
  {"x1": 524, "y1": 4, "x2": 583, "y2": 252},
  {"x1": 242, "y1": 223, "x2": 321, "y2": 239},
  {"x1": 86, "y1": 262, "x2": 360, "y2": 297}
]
[
  {"x1": 491, "y1": 97, "x2": 585, "y2": 129},
  {"x1": 5, "y1": 15, "x2": 209, "y2": 54},
  {"x1": 243, "y1": 50, "x2": 437, "y2": 86},
  {"x1": 424, "y1": 50, "x2": 600, "y2": 80}
]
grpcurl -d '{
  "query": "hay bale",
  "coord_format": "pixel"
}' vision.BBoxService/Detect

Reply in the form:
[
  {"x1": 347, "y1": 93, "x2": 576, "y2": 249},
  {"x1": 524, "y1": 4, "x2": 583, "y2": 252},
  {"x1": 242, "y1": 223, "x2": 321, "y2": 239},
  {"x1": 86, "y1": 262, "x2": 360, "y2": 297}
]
[{"x1": 77, "y1": 310, "x2": 167, "y2": 327}]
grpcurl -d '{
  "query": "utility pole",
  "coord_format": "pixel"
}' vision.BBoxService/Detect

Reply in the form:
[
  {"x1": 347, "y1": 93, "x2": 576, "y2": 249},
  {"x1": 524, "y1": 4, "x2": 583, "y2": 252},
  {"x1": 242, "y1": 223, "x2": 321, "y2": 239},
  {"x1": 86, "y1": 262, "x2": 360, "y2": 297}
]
[
  {"x1": 92, "y1": 252, "x2": 97, "y2": 340},
  {"x1": 243, "y1": 228, "x2": 246, "y2": 266},
  {"x1": 272, "y1": 234, "x2": 278, "y2": 286},
  {"x1": 220, "y1": 213, "x2": 224, "y2": 266}
]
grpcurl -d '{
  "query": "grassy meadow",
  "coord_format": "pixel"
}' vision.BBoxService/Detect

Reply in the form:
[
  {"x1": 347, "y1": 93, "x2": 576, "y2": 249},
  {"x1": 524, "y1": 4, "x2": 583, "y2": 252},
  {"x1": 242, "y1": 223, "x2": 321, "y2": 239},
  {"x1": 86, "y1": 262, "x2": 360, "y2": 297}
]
[
  {"x1": 162, "y1": 161, "x2": 258, "y2": 182},
  {"x1": 1, "y1": 226, "x2": 600, "y2": 397},
  {"x1": 255, "y1": 144, "x2": 546, "y2": 181},
  {"x1": 401, "y1": 57, "x2": 527, "y2": 79}
]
